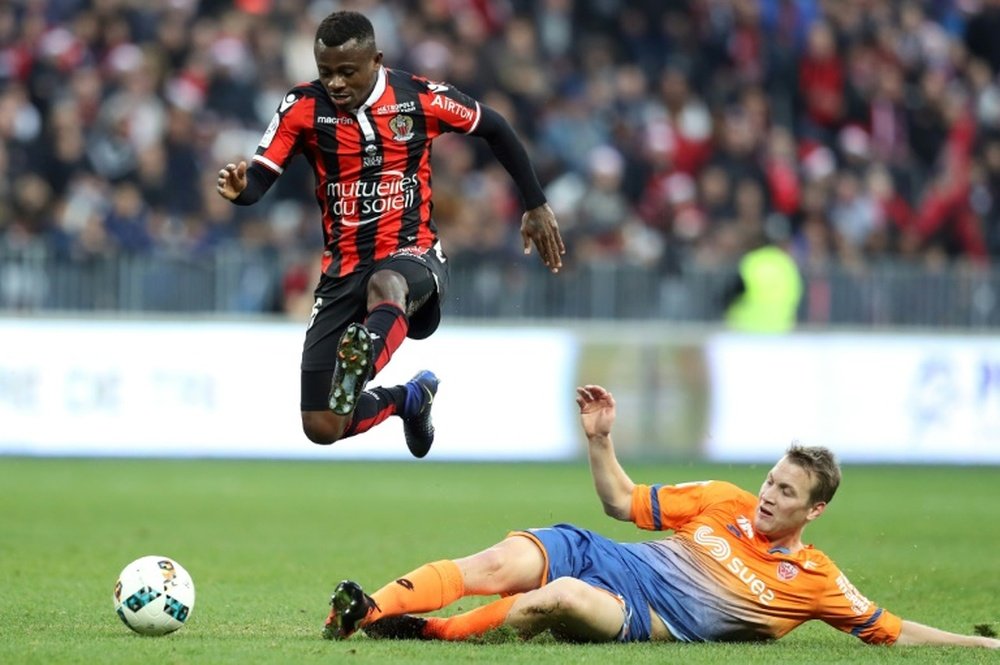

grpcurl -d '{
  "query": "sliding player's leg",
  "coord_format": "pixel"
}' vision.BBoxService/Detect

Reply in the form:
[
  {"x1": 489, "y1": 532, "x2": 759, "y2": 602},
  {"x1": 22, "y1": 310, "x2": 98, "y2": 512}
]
[
  {"x1": 374, "y1": 577, "x2": 625, "y2": 642},
  {"x1": 323, "y1": 533, "x2": 545, "y2": 639}
]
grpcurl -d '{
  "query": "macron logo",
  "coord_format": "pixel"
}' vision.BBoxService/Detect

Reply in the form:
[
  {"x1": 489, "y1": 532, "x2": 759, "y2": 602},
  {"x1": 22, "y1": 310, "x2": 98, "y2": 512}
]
[{"x1": 279, "y1": 93, "x2": 299, "y2": 113}]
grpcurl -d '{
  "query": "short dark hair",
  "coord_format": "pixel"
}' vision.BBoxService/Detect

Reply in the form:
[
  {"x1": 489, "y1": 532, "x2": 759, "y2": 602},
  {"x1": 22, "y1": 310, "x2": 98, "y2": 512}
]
[
  {"x1": 785, "y1": 444, "x2": 841, "y2": 505},
  {"x1": 316, "y1": 11, "x2": 376, "y2": 50}
]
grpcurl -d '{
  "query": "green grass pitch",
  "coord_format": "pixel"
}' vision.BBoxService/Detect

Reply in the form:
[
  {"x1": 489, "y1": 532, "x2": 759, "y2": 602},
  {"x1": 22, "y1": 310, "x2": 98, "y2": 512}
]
[{"x1": 1, "y1": 457, "x2": 998, "y2": 664}]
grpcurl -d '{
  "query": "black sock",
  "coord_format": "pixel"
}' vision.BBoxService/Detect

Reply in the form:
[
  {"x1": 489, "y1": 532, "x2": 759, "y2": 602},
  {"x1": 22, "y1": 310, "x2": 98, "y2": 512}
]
[
  {"x1": 342, "y1": 387, "x2": 407, "y2": 437},
  {"x1": 364, "y1": 303, "x2": 408, "y2": 375}
]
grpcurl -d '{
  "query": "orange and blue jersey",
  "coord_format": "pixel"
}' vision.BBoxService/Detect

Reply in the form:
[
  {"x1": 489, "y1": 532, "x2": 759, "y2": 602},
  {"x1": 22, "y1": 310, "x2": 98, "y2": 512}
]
[{"x1": 520, "y1": 480, "x2": 902, "y2": 643}]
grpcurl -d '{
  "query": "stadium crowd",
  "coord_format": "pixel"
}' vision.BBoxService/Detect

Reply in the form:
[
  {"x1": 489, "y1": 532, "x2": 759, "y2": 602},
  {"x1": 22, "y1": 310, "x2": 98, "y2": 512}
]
[{"x1": 3, "y1": 0, "x2": 1000, "y2": 315}]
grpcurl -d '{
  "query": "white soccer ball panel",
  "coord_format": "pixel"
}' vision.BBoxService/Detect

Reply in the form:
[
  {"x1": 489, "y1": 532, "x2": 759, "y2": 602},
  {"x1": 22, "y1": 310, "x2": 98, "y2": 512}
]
[{"x1": 113, "y1": 555, "x2": 195, "y2": 636}]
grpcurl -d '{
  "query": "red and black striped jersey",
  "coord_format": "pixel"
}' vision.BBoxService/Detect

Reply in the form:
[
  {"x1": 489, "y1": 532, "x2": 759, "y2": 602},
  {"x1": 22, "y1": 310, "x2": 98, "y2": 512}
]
[{"x1": 251, "y1": 66, "x2": 482, "y2": 277}]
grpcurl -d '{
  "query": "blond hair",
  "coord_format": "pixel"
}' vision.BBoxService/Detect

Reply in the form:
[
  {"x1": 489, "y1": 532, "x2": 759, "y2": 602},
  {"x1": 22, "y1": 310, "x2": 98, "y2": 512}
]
[{"x1": 785, "y1": 444, "x2": 841, "y2": 505}]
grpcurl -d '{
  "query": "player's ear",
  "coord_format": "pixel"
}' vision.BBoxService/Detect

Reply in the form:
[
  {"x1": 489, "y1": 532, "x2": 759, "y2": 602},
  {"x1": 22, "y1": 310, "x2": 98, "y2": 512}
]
[{"x1": 805, "y1": 501, "x2": 827, "y2": 522}]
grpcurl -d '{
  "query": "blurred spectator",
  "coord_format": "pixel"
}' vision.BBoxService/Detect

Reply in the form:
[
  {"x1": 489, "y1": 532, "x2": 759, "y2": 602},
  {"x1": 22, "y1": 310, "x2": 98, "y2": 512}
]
[
  {"x1": 762, "y1": 125, "x2": 800, "y2": 217},
  {"x1": 829, "y1": 170, "x2": 880, "y2": 253},
  {"x1": 723, "y1": 216, "x2": 803, "y2": 333},
  {"x1": 797, "y1": 20, "x2": 845, "y2": 140},
  {"x1": 569, "y1": 145, "x2": 637, "y2": 263}
]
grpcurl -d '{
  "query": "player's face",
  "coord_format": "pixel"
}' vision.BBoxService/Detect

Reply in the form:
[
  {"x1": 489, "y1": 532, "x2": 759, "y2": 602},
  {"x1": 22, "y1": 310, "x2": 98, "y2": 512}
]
[
  {"x1": 314, "y1": 39, "x2": 382, "y2": 111},
  {"x1": 753, "y1": 457, "x2": 826, "y2": 538}
]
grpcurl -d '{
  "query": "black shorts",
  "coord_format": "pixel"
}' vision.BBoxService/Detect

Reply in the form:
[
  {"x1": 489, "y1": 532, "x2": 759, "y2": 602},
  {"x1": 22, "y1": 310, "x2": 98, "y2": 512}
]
[{"x1": 300, "y1": 243, "x2": 449, "y2": 374}]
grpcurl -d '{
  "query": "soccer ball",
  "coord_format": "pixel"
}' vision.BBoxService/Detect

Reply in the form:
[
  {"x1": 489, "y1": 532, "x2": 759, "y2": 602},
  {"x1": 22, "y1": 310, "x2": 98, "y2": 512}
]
[{"x1": 113, "y1": 555, "x2": 196, "y2": 636}]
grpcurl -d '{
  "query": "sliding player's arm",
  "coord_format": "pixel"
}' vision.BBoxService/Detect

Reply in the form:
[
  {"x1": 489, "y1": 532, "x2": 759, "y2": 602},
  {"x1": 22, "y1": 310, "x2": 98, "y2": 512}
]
[
  {"x1": 814, "y1": 565, "x2": 903, "y2": 645},
  {"x1": 576, "y1": 384, "x2": 634, "y2": 520},
  {"x1": 576, "y1": 386, "x2": 740, "y2": 529},
  {"x1": 894, "y1": 620, "x2": 1000, "y2": 648},
  {"x1": 815, "y1": 564, "x2": 999, "y2": 648}
]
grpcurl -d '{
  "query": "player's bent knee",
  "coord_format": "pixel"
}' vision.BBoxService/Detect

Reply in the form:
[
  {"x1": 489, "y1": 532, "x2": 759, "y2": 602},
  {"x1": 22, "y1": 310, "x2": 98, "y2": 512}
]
[
  {"x1": 518, "y1": 578, "x2": 622, "y2": 642},
  {"x1": 469, "y1": 547, "x2": 507, "y2": 577},
  {"x1": 301, "y1": 411, "x2": 347, "y2": 445},
  {"x1": 508, "y1": 580, "x2": 592, "y2": 638},
  {"x1": 540, "y1": 578, "x2": 591, "y2": 616},
  {"x1": 367, "y1": 270, "x2": 408, "y2": 306}
]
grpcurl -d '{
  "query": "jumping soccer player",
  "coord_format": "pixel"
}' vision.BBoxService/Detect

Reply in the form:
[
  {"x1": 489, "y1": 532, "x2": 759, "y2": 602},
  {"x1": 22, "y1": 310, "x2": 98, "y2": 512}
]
[
  {"x1": 216, "y1": 11, "x2": 564, "y2": 457},
  {"x1": 323, "y1": 385, "x2": 1000, "y2": 649}
]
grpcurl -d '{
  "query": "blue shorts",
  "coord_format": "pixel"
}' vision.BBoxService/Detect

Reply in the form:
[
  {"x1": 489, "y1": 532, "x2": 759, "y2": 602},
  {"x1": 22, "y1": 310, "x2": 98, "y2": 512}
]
[{"x1": 514, "y1": 523, "x2": 656, "y2": 641}]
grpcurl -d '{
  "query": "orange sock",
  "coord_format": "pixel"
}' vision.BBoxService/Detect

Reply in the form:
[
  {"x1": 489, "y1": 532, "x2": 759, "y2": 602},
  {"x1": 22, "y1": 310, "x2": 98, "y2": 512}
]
[
  {"x1": 423, "y1": 594, "x2": 520, "y2": 641},
  {"x1": 366, "y1": 560, "x2": 464, "y2": 623}
]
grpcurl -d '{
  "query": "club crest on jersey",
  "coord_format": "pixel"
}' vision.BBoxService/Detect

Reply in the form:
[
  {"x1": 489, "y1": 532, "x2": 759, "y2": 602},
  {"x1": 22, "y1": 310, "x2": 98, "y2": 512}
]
[
  {"x1": 389, "y1": 114, "x2": 414, "y2": 142},
  {"x1": 363, "y1": 143, "x2": 383, "y2": 167},
  {"x1": 776, "y1": 561, "x2": 798, "y2": 581}
]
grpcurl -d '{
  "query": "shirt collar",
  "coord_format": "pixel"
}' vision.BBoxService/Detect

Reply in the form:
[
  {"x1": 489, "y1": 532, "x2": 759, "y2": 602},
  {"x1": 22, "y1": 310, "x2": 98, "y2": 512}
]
[{"x1": 356, "y1": 65, "x2": 387, "y2": 112}]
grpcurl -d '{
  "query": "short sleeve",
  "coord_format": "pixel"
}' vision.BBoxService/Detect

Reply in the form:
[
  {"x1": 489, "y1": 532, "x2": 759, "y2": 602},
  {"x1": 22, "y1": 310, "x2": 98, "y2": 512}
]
[
  {"x1": 816, "y1": 568, "x2": 903, "y2": 644},
  {"x1": 630, "y1": 480, "x2": 741, "y2": 531},
  {"x1": 252, "y1": 88, "x2": 309, "y2": 174},
  {"x1": 419, "y1": 79, "x2": 481, "y2": 134}
]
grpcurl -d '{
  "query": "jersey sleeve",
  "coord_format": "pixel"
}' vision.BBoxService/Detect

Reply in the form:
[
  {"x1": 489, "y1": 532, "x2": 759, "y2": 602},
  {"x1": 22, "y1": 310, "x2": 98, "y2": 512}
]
[
  {"x1": 630, "y1": 480, "x2": 740, "y2": 531},
  {"x1": 815, "y1": 566, "x2": 903, "y2": 644},
  {"x1": 252, "y1": 88, "x2": 309, "y2": 175},
  {"x1": 419, "y1": 78, "x2": 482, "y2": 134}
]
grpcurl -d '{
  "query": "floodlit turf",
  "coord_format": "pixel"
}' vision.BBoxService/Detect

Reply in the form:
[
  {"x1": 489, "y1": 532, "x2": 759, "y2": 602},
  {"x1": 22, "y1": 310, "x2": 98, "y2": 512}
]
[{"x1": 1, "y1": 457, "x2": 998, "y2": 664}]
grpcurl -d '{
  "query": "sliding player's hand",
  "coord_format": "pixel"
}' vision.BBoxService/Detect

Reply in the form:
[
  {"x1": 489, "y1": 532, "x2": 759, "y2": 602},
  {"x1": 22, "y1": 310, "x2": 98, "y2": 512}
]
[
  {"x1": 576, "y1": 384, "x2": 616, "y2": 439},
  {"x1": 217, "y1": 161, "x2": 248, "y2": 201},
  {"x1": 521, "y1": 203, "x2": 565, "y2": 273}
]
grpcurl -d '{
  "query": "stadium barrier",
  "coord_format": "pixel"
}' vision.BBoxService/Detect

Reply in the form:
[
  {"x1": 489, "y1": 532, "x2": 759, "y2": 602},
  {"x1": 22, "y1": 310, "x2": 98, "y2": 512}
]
[
  {"x1": 1, "y1": 317, "x2": 998, "y2": 463},
  {"x1": 5, "y1": 247, "x2": 1000, "y2": 328}
]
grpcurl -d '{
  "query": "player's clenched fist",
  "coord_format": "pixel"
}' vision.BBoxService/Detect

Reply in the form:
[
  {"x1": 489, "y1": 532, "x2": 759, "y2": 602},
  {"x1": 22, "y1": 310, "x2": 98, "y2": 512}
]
[{"x1": 216, "y1": 161, "x2": 248, "y2": 201}]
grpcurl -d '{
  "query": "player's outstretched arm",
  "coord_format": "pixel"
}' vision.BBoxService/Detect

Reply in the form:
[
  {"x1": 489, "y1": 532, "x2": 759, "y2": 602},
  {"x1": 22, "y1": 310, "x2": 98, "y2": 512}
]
[
  {"x1": 895, "y1": 620, "x2": 1000, "y2": 648},
  {"x1": 577, "y1": 385, "x2": 634, "y2": 520},
  {"x1": 521, "y1": 203, "x2": 565, "y2": 273}
]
